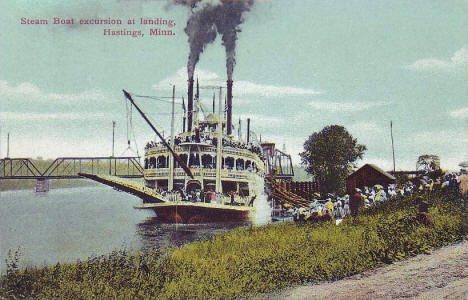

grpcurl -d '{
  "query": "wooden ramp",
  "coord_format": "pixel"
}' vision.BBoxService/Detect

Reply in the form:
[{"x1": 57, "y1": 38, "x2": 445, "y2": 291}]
[
  {"x1": 78, "y1": 172, "x2": 165, "y2": 203},
  {"x1": 267, "y1": 176, "x2": 312, "y2": 209}
]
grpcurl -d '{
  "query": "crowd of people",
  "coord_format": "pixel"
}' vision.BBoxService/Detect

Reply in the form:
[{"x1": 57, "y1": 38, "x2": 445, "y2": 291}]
[
  {"x1": 292, "y1": 171, "x2": 467, "y2": 223},
  {"x1": 144, "y1": 130, "x2": 263, "y2": 157},
  {"x1": 159, "y1": 187, "x2": 250, "y2": 206}
]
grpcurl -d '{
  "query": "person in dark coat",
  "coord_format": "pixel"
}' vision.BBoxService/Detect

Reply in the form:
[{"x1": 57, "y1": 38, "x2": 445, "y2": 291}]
[
  {"x1": 350, "y1": 188, "x2": 364, "y2": 216},
  {"x1": 230, "y1": 191, "x2": 235, "y2": 206},
  {"x1": 416, "y1": 200, "x2": 433, "y2": 226}
]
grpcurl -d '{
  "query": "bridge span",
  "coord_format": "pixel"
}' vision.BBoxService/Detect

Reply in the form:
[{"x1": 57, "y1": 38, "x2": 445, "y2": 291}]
[{"x1": 0, "y1": 157, "x2": 143, "y2": 180}]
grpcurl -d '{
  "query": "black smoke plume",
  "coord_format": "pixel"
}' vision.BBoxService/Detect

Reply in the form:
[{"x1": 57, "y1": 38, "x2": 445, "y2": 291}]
[
  {"x1": 216, "y1": 1, "x2": 253, "y2": 79},
  {"x1": 179, "y1": 0, "x2": 253, "y2": 79}
]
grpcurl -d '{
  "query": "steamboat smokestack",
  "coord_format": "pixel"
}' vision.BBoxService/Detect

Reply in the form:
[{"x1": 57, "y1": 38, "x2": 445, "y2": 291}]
[
  {"x1": 212, "y1": 92, "x2": 215, "y2": 113},
  {"x1": 247, "y1": 118, "x2": 250, "y2": 143},
  {"x1": 187, "y1": 77, "x2": 194, "y2": 132},
  {"x1": 226, "y1": 79, "x2": 233, "y2": 135},
  {"x1": 182, "y1": 97, "x2": 186, "y2": 132}
]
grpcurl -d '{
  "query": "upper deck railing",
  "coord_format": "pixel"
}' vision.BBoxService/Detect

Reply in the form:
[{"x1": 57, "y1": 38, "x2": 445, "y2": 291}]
[
  {"x1": 144, "y1": 167, "x2": 257, "y2": 180},
  {"x1": 145, "y1": 145, "x2": 262, "y2": 161}
]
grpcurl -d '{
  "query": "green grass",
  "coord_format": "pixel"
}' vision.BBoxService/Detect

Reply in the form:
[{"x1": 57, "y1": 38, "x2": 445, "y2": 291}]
[{"x1": 1, "y1": 190, "x2": 466, "y2": 300}]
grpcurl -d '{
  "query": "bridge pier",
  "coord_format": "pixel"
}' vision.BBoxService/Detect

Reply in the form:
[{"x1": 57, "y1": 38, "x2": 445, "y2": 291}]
[{"x1": 35, "y1": 178, "x2": 49, "y2": 192}]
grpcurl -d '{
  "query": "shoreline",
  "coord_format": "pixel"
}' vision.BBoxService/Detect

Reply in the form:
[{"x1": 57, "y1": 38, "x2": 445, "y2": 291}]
[{"x1": 0, "y1": 180, "x2": 101, "y2": 192}]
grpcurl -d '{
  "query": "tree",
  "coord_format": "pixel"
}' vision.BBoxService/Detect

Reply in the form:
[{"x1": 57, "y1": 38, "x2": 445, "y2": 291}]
[
  {"x1": 416, "y1": 154, "x2": 440, "y2": 172},
  {"x1": 300, "y1": 125, "x2": 366, "y2": 194}
]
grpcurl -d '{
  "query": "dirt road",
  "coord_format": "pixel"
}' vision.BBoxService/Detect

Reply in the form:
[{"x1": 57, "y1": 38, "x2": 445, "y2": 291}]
[{"x1": 260, "y1": 240, "x2": 468, "y2": 300}]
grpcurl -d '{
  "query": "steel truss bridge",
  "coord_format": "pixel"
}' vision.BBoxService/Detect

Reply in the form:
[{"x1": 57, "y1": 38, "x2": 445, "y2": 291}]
[
  {"x1": 0, "y1": 157, "x2": 143, "y2": 179},
  {"x1": 265, "y1": 149, "x2": 294, "y2": 180}
]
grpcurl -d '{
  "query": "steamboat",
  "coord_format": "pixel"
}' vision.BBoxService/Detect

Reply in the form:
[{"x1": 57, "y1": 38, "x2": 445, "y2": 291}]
[
  {"x1": 81, "y1": 77, "x2": 294, "y2": 223},
  {"x1": 134, "y1": 76, "x2": 267, "y2": 224}
]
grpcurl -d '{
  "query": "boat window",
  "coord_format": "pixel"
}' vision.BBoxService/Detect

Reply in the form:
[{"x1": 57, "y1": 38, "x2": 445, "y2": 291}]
[
  {"x1": 157, "y1": 156, "x2": 167, "y2": 168},
  {"x1": 189, "y1": 153, "x2": 200, "y2": 167},
  {"x1": 236, "y1": 158, "x2": 245, "y2": 171},
  {"x1": 201, "y1": 154, "x2": 214, "y2": 169},
  {"x1": 149, "y1": 157, "x2": 156, "y2": 169},
  {"x1": 239, "y1": 182, "x2": 250, "y2": 196},
  {"x1": 225, "y1": 157, "x2": 235, "y2": 169},
  {"x1": 178, "y1": 154, "x2": 188, "y2": 168}
]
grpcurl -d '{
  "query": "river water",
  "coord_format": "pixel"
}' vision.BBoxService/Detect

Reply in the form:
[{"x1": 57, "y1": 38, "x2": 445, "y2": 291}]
[{"x1": 0, "y1": 186, "x2": 271, "y2": 273}]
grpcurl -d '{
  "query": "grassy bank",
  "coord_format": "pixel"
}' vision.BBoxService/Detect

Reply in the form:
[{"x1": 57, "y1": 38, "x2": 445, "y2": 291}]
[{"x1": 1, "y1": 191, "x2": 466, "y2": 299}]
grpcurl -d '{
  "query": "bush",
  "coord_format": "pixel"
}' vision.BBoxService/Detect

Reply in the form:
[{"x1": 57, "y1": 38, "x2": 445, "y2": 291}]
[{"x1": 1, "y1": 191, "x2": 466, "y2": 299}]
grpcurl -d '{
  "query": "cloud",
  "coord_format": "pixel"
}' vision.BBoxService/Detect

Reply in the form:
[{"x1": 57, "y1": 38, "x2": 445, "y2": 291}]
[
  {"x1": 2, "y1": 135, "x2": 119, "y2": 159},
  {"x1": 235, "y1": 113, "x2": 284, "y2": 126},
  {"x1": 406, "y1": 46, "x2": 468, "y2": 71},
  {"x1": 356, "y1": 158, "x2": 416, "y2": 172},
  {"x1": 347, "y1": 122, "x2": 384, "y2": 135},
  {"x1": 308, "y1": 100, "x2": 390, "y2": 112},
  {"x1": 399, "y1": 130, "x2": 468, "y2": 170},
  {"x1": 152, "y1": 67, "x2": 320, "y2": 97},
  {"x1": 153, "y1": 68, "x2": 219, "y2": 90},
  {"x1": 0, "y1": 80, "x2": 109, "y2": 103},
  {"x1": 234, "y1": 81, "x2": 320, "y2": 97},
  {"x1": 411, "y1": 130, "x2": 468, "y2": 146},
  {"x1": 261, "y1": 134, "x2": 309, "y2": 164},
  {"x1": 0, "y1": 111, "x2": 112, "y2": 121},
  {"x1": 449, "y1": 107, "x2": 468, "y2": 119},
  {"x1": 0, "y1": 81, "x2": 42, "y2": 97}
]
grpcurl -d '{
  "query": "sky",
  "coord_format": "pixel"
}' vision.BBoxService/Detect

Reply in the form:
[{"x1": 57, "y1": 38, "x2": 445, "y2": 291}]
[{"x1": 0, "y1": 0, "x2": 467, "y2": 171}]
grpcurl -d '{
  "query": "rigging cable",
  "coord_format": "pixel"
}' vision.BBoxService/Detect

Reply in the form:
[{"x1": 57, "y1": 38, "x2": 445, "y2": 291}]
[
  {"x1": 129, "y1": 103, "x2": 140, "y2": 158},
  {"x1": 120, "y1": 99, "x2": 140, "y2": 157},
  {"x1": 126, "y1": 101, "x2": 130, "y2": 147}
]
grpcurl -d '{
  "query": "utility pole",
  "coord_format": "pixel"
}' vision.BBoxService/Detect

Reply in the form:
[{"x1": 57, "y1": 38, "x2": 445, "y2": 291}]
[
  {"x1": 7, "y1": 132, "x2": 10, "y2": 158},
  {"x1": 112, "y1": 121, "x2": 116, "y2": 157},
  {"x1": 216, "y1": 87, "x2": 223, "y2": 194},
  {"x1": 390, "y1": 121, "x2": 396, "y2": 172},
  {"x1": 238, "y1": 118, "x2": 242, "y2": 142},
  {"x1": 168, "y1": 85, "x2": 175, "y2": 191}
]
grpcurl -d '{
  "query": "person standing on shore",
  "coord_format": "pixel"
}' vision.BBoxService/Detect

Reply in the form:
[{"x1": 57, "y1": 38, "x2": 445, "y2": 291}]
[
  {"x1": 343, "y1": 196, "x2": 351, "y2": 217},
  {"x1": 334, "y1": 201, "x2": 345, "y2": 219},
  {"x1": 350, "y1": 188, "x2": 363, "y2": 216},
  {"x1": 459, "y1": 174, "x2": 468, "y2": 209}
]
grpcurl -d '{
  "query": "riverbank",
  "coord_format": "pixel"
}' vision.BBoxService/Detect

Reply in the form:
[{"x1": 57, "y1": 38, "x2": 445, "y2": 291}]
[
  {"x1": 0, "y1": 179, "x2": 100, "y2": 191},
  {"x1": 1, "y1": 190, "x2": 466, "y2": 299},
  {"x1": 260, "y1": 239, "x2": 468, "y2": 300}
]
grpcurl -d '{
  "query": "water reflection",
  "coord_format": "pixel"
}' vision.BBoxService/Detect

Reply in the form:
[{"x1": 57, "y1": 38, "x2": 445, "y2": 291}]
[{"x1": 136, "y1": 217, "x2": 251, "y2": 250}]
